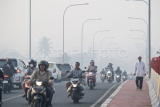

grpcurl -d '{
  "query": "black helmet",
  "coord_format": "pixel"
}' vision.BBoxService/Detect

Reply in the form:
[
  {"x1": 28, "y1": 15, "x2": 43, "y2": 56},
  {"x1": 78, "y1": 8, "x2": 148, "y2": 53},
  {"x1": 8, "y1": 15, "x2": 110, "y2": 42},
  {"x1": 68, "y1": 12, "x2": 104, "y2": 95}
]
[
  {"x1": 38, "y1": 60, "x2": 47, "y2": 70},
  {"x1": 6, "y1": 59, "x2": 12, "y2": 64},
  {"x1": 45, "y1": 61, "x2": 49, "y2": 69},
  {"x1": 28, "y1": 59, "x2": 35, "y2": 64}
]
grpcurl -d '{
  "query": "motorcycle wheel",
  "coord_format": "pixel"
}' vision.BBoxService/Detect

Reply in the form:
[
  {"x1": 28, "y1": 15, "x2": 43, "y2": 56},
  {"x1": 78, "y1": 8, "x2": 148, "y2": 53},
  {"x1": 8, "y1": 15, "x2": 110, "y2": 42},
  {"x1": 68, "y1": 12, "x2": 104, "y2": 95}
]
[
  {"x1": 71, "y1": 90, "x2": 77, "y2": 103},
  {"x1": 3, "y1": 84, "x2": 7, "y2": 93},
  {"x1": 102, "y1": 80, "x2": 104, "y2": 83},
  {"x1": 34, "y1": 99, "x2": 41, "y2": 107},
  {"x1": 89, "y1": 81, "x2": 93, "y2": 89}
]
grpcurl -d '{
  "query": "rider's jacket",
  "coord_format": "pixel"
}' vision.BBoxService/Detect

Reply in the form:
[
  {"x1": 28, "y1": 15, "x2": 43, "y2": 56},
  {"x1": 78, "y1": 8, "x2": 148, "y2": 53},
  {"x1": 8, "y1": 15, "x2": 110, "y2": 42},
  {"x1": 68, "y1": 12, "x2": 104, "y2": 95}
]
[
  {"x1": 30, "y1": 69, "x2": 52, "y2": 82},
  {"x1": 25, "y1": 67, "x2": 38, "y2": 75},
  {"x1": 115, "y1": 69, "x2": 122, "y2": 75},
  {"x1": 86, "y1": 65, "x2": 97, "y2": 72}
]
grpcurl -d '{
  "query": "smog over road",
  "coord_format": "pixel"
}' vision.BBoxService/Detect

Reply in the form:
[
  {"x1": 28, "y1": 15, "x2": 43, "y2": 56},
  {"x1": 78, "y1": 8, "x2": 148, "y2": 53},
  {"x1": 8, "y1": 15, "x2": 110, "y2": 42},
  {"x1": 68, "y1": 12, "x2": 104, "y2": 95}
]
[{"x1": 0, "y1": 0, "x2": 160, "y2": 107}]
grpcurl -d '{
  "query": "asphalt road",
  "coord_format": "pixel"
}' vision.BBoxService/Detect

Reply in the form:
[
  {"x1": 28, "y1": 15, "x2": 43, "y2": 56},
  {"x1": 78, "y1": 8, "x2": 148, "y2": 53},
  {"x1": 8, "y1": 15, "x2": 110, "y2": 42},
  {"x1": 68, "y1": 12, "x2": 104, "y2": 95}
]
[{"x1": 2, "y1": 78, "x2": 121, "y2": 107}]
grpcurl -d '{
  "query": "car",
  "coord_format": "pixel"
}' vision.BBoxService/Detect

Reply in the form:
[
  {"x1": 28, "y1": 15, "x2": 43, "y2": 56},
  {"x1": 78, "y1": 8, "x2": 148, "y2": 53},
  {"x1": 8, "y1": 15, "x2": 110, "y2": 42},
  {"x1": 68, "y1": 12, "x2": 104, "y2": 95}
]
[
  {"x1": 48, "y1": 62, "x2": 61, "y2": 82},
  {"x1": 56, "y1": 63, "x2": 72, "y2": 81},
  {"x1": 0, "y1": 58, "x2": 26, "y2": 88}
]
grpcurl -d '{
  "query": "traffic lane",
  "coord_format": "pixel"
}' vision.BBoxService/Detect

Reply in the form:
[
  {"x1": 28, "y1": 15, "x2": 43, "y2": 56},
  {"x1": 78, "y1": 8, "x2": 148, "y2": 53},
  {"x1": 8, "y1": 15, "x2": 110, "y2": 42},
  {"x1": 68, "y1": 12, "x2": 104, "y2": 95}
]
[
  {"x1": 2, "y1": 82, "x2": 64, "y2": 103},
  {"x1": 52, "y1": 82, "x2": 120, "y2": 107},
  {"x1": 2, "y1": 82, "x2": 120, "y2": 107}
]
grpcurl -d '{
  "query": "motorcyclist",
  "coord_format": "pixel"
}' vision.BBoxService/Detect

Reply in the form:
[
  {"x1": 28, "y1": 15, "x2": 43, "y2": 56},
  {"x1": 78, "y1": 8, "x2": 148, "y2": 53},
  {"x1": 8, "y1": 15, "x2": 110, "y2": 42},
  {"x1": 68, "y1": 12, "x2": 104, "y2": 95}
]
[
  {"x1": 2, "y1": 59, "x2": 16, "y2": 88},
  {"x1": 27, "y1": 60, "x2": 53, "y2": 107},
  {"x1": 106, "y1": 63, "x2": 114, "y2": 81},
  {"x1": 86, "y1": 60, "x2": 97, "y2": 72},
  {"x1": 100, "y1": 69, "x2": 105, "y2": 74},
  {"x1": 65, "y1": 62, "x2": 86, "y2": 97},
  {"x1": 115, "y1": 66, "x2": 122, "y2": 76},
  {"x1": 122, "y1": 70, "x2": 128, "y2": 78},
  {"x1": 22, "y1": 59, "x2": 37, "y2": 97}
]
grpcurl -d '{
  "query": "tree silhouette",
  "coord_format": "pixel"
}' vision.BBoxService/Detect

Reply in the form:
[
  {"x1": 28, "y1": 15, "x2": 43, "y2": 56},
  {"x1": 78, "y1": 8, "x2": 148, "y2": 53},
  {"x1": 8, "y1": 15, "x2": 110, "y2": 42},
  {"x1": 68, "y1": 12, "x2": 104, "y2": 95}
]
[{"x1": 38, "y1": 36, "x2": 53, "y2": 55}]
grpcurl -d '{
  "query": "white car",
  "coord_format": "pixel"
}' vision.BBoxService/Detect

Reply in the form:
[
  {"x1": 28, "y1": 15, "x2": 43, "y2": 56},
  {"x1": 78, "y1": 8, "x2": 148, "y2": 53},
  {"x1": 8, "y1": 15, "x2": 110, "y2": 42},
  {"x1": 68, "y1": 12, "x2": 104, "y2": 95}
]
[
  {"x1": 0, "y1": 58, "x2": 26, "y2": 88},
  {"x1": 48, "y1": 62, "x2": 61, "y2": 82}
]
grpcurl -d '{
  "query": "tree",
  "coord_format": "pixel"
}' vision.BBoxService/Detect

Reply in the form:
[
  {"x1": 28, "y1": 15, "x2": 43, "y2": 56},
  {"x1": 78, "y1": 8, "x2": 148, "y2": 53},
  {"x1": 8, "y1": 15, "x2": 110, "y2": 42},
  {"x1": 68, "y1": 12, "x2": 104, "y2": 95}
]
[{"x1": 38, "y1": 36, "x2": 53, "y2": 56}]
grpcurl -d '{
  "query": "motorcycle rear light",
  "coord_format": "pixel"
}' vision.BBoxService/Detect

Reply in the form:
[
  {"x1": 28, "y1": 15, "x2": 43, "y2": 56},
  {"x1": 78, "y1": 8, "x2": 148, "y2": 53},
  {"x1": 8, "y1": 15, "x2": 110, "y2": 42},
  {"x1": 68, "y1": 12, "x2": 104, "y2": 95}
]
[
  {"x1": 4, "y1": 75, "x2": 8, "y2": 77},
  {"x1": 17, "y1": 69, "x2": 21, "y2": 73}
]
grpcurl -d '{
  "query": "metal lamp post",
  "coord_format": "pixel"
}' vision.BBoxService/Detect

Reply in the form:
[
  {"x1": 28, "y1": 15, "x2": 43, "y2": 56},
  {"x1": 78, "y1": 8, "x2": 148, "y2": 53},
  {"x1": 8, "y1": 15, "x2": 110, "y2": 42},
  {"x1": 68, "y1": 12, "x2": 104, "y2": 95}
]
[{"x1": 63, "y1": 3, "x2": 89, "y2": 63}]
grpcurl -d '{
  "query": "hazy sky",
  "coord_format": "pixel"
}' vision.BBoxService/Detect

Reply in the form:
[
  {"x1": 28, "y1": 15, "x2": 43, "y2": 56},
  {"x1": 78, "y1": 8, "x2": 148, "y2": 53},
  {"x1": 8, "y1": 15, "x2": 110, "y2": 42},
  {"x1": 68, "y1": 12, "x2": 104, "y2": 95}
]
[{"x1": 0, "y1": 0, "x2": 160, "y2": 72}]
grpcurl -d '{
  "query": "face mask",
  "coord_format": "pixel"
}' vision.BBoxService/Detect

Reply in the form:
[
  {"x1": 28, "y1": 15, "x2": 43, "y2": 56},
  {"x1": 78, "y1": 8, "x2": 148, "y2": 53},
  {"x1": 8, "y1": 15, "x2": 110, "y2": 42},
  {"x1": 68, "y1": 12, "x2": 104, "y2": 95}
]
[{"x1": 30, "y1": 64, "x2": 33, "y2": 67}]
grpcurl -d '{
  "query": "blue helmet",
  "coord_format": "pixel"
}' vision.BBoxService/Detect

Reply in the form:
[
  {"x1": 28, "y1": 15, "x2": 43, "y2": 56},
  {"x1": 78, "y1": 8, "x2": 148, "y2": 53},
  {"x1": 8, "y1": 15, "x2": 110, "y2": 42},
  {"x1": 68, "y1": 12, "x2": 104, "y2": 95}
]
[{"x1": 28, "y1": 59, "x2": 35, "y2": 64}]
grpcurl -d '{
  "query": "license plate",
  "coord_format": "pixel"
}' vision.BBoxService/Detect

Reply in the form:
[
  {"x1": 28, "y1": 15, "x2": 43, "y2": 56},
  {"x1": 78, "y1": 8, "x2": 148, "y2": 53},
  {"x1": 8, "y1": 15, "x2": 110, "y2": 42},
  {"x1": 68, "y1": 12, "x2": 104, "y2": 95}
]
[
  {"x1": 15, "y1": 76, "x2": 20, "y2": 80},
  {"x1": 72, "y1": 79, "x2": 79, "y2": 81},
  {"x1": 3, "y1": 81, "x2": 8, "y2": 83}
]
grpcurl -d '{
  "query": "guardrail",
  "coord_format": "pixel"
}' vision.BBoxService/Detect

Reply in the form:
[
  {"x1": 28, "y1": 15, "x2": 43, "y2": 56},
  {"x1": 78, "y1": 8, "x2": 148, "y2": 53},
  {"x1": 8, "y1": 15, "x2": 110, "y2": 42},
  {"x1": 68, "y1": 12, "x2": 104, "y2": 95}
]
[{"x1": 150, "y1": 56, "x2": 160, "y2": 106}]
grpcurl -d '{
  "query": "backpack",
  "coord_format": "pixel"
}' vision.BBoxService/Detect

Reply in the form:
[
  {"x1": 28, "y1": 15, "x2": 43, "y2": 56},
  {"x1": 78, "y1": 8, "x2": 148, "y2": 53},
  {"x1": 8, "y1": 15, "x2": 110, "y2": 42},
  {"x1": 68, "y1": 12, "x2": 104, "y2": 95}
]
[{"x1": 2, "y1": 64, "x2": 13, "y2": 77}]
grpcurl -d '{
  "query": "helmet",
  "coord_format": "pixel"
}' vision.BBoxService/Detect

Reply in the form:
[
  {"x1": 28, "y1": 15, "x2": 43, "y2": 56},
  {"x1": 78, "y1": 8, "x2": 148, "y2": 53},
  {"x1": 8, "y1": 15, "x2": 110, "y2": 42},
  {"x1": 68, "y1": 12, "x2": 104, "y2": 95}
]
[
  {"x1": 34, "y1": 60, "x2": 37, "y2": 67},
  {"x1": 90, "y1": 60, "x2": 94, "y2": 63},
  {"x1": 102, "y1": 69, "x2": 104, "y2": 71},
  {"x1": 28, "y1": 59, "x2": 35, "y2": 64},
  {"x1": 6, "y1": 59, "x2": 12, "y2": 64},
  {"x1": 45, "y1": 61, "x2": 49, "y2": 69},
  {"x1": 38, "y1": 60, "x2": 47, "y2": 70},
  {"x1": 117, "y1": 66, "x2": 120, "y2": 69}
]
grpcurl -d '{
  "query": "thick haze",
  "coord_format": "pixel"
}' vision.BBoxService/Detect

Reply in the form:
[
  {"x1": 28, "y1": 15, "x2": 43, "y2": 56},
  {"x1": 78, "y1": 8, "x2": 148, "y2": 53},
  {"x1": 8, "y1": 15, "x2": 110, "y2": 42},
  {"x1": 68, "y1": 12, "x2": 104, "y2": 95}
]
[{"x1": 0, "y1": 0, "x2": 160, "y2": 73}]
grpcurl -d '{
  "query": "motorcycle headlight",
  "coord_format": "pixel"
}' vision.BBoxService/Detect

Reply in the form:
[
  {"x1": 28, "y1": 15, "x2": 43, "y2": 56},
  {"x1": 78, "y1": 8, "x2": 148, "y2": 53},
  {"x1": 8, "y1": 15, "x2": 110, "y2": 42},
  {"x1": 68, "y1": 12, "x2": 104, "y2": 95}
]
[
  {"x1": 73, "y1": 84, "x2": 77, "y2": 87},
  {"x1": 108, "y1": 76, "x2": 110, "y2": 77},
  {"x1": 123, "y1": 77, "x2": 125, "y2": 78},
  {"x1": 89, "y1": 72, "x2": 93, "y2": 76},
  {"x1": 36, "y1": 81, "x2": 42, "y2": 86},
  {"x1": 102, "y1": 74, "x2": 104, "y2": 76},
  {"x1": 117, "y1": 76, "x2": 120, "y2": 77},
  {"x1": 108, "y1": 71, "x2": 111, "y2": 73}
]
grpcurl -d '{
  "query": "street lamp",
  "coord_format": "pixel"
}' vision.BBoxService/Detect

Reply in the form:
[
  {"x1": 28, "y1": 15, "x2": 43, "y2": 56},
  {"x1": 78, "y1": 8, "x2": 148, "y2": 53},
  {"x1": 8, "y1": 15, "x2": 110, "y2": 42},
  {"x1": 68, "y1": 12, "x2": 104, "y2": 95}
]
[
  {"x1": 81, "y1": 18, "x2": 101, "y2": 68},
  {"x1": 126, "y1": 0, "x2": 148, "y2": 5},
  {"x1": 127, "y1": 0, "x2": 151, "y2": 78},
  {"x1": 63, "y1": 3, "x2": 89, "y2": 63},
  {"x1": 100, "y1": 37, "x2": 114, "y2": 69},
  {"x1": 130, "y1": 30, "x2": 147, "y2": 37},
  {"x1": 29, "y1": 0, "x2": 31, "y2": 59},
  {"x1": 93, "y1": 30, "x2": 109, "y2": 60},
  {"x1": 133, "y1": 38, "x2": 146, "y2": 43}
]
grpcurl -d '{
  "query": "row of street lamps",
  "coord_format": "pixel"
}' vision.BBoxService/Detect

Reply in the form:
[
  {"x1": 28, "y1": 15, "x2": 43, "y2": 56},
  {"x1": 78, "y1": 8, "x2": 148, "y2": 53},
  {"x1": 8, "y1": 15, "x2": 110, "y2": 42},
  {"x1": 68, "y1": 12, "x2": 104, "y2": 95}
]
[{"x1": 28, "y1": 0, "x2": 151, "y2": 78}]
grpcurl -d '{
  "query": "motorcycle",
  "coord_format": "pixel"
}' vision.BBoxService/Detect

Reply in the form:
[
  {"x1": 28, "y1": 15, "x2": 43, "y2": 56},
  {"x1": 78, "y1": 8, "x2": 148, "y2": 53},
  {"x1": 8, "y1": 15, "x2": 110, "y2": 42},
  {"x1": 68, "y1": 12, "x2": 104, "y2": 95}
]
[
  {"x1": 24, "y1": 75, "x2": 31, "y2": 101},
  {"x1": 67, "y1": 77, "x2": 84, "y2": 103},
  {"x1": 116, "y1": 74, "x2": 121, "y2": 83},
  {"x1": 86, "y1": 69, "x2": 96, "y2": 89},
  {"x1": 122, "y1": 75, "x2": 127, "y2": 82},
  {"x1": 30, "y1": 77, "x2": 54, "y2": 107},
  {"x1": 107, "y1": 70, "x2": 112, "y2": 83},
  {"x1": 2, "y1": 75, "x2": 11, "y2": 93},
  {"x1": 100, "y1": 73, "x2": 105, "y2": 83}
]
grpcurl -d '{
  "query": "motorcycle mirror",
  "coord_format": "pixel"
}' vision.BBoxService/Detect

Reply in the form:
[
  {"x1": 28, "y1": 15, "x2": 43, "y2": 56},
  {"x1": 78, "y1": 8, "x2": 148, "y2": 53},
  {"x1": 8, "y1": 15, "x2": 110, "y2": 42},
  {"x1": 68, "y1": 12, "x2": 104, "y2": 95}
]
[
  {"x1": 50, "y1": 77, "x2": 54, "y2": 80},
  {"x1": 84, "y1": 67, "x2": 86, "y2": 69},
  {"x1": 95, "y1": 66, "x2": 97, "y2": 68},
  {"x1": 66, "y1": 70, "x2": 70, "y2": 73}
]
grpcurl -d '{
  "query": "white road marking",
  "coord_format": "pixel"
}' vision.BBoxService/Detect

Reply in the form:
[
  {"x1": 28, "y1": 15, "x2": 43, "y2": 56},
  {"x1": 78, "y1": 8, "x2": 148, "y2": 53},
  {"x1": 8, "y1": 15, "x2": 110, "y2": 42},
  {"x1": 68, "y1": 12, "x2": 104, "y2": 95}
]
[
  {"x1": 2, "y1": 82, "x2": 65, "y2": 102},
  {"x1": 90, "y1": 83, "x2": 120, "y2": 107},
  {"x1": 2, "y1": 94, "x2": 24, "y2": 102}
]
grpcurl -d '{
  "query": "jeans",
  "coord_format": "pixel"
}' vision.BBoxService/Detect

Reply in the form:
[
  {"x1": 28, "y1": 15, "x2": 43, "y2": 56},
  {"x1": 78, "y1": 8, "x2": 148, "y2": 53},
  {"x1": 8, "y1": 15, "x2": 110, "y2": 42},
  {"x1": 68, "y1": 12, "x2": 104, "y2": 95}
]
[
  {"x1": 0, "y1": 88, "x2": 2, "y2": 102},
  {"x1": 136, "y1": 77, "x2": 143, "y2": 89}
]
